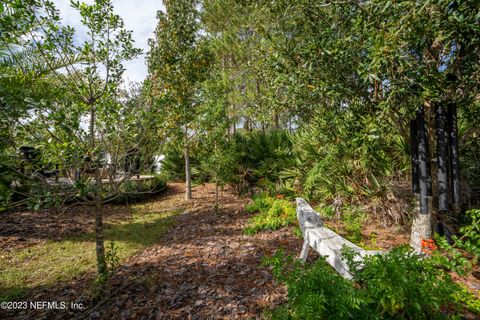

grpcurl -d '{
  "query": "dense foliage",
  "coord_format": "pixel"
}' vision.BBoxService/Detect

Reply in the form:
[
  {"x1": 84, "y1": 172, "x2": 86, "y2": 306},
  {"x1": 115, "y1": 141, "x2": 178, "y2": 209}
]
[
  {"x1": 244, "y1": 193, "x2": 296, "y2": 235},
  {"x1": 1, "y1": 0, "x2": 479, "y2": 312},
  {"x1": 154, "y1": 0, "x2": 480, "y2": 229},
  {"x1": 265, "y1": 247, "x2": 470, "y2": 319}
]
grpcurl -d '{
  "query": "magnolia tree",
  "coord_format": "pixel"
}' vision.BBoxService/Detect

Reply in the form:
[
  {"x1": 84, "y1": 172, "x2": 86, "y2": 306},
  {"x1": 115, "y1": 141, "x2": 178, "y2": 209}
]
[
  {"x1": 147, "y1": 0, "x2": 211, "y2": 200},
  {"x1": 197, "y1": 73, "x2": 238, "y2": 212}
]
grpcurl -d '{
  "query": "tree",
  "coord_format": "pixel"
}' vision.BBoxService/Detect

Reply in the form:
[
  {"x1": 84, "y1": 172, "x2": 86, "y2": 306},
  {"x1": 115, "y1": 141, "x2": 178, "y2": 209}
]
[
  {"x1": 352, "y1": 0, "x2": 480, "y2": 249},
  {"x1": 1, "y1": 0, "x2": 80, "y2": 210},
  {"x1": 1, "y1": 0, "x2": 144, "y2": 278},
  {"x1": 147, "y1": 0, "x2": 211, "y2": 200},
  {"x1": 202, "y1": 0, "x2": 480, "y2": 246},
  {"x1": 197, "y1": 72, "x2": 237, "y2": 212}
]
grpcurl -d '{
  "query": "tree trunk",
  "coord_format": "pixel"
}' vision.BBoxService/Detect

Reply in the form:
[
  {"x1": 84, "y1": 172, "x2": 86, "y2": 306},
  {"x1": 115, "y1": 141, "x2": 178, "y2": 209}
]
[
  {"x1": 436, "y1": 105, "x2": 448, "y2": 212},
  {"x1": 274, "y1": 113, "x2": 279, "y2": 130},
  {"x1": 417, "y1": 107, "x2": 431, "y2": 214},
  {"x1": 447, "y1": 103, "x2": 461, "y2": 212},
  {"x1": 230, "y1": 122, "x2": 236, "y2": 136},
  {"x1": 214, "y1": 179, "x2": 219, "y2": 214},
  {"x1": 89, "y1": 107, "x2": 95, "y2": 146},
  {"x1": 94, "y1": 167, "x2": 106, "y2": 275},
  {"x1": 410, "y1": 119, "x2": 419, "y2": 194},
  {"x1": 410, "y1": 195, "x2": 433, "y2": 251},
  {"x1": 244, "y1": 116, "x2": 251, "y2": 132},
  {"x1": 89, "y1": 104, "x2": 106, "y2": 275},
  {"x1": 410, "y1": 107, "x2": 432, "y2": 251},
  {"x1": 184, "y1": 130, "x2": 192, "y2": 200}
]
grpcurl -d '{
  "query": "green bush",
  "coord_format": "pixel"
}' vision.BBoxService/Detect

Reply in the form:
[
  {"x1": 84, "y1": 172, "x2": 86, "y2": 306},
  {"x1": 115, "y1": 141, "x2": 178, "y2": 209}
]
[
  {"x1": 350, "y1": 247, "x2": 459, "y2": 319},
  {"x1": 315, "y1": 204, "x2": 335, "y2": 218},
  {"x1": 457, "y1": 209, "x2": 480, "y2": 258},
  {"x1": 245, "y1": 192, "x2": 275, "y2": 213},
  {"x1": 265, "y1": 247, "x2": 462, "y2": 320},
  {"x1": 156, "y1": 131, "x2": 293, "y2": 193},
  {"x1": 232, "y1": 130, "x2": 293, "y2": 193},
  {"x1": 431, "y1": 235, "x2": 473, "y2": 276},
  {"x1": 431, "y1": 209, "x2": 480, "y2": 276},
  {"x1": 279, "y1": 112, "x2": 399, "y2": 203},
  {"x1": 244, "y1": 193, "x2": 296, "y2": 235},
  {"x1": 451, "y1": 286, "x2": 480, "y2": 315},
  {"x1": 0, "y1": 151, "x2": 15, "y2": 211}
]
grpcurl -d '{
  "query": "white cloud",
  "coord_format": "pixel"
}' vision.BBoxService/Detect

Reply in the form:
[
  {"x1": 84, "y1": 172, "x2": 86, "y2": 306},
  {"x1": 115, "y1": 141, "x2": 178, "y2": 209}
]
[{"x1": 52, "y1": 0, "x2": 163, "y2": 84}]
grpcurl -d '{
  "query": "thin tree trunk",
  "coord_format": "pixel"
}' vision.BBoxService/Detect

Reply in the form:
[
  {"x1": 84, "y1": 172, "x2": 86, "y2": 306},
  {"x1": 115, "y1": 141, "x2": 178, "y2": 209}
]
[
  {"x1": 244, "y1": 116, "x2": 251, "y2": 132},
  {"x1": 89, "y1": 105, "x2": 106, "y2": 275},
  {"x1": 94, "y1": 168, "x2": 106, "y2": 275},
  {"x1": 214, "y1": 178, "x2": 219, "y2": 214},
  {"x1": 436, "y1": 105, "x2": 448, "y2": 212},
  {"x1": 410, "y1": 119, "x2": 419, "y2": 194},
  {"x1": 447, "y1": 103, "x2": 460, "y2": 212},
  {"x1": 89, "y1": 107, "x2": 95, "y2": 144},
  {"x1": 184, "y1": 129, "x2": 192, "y2": 200},
  {"x1": 418, "y1": 107, "x2": 430, "y2": 214}
]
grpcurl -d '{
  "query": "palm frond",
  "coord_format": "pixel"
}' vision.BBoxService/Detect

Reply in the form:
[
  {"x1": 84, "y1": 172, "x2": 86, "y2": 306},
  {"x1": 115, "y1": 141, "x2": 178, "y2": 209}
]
[{"x1": 0, "y1": 46, "x2": 84, "y2": 77}]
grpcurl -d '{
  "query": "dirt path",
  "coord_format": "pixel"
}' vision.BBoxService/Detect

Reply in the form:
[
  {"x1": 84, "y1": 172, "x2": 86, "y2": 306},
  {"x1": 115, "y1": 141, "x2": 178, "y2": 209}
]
[{"x1": 6, "y1": 183, "x2": 302, "y2": 319}]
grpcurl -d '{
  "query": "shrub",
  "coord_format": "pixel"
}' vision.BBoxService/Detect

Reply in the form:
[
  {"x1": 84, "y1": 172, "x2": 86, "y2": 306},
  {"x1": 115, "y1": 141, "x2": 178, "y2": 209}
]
[
  {"x1": 265, "y1": 247, "x2": 462, "y2": 320},
  {"x1": 451, "y1": 286, "x2": 480, "y2": 316},
  {"x1": 0, "y1": 152, "x2": 13, "y2": 211},
  {"x1": 265, "y1": 251, "x2": 362, "y2": 320},
  {"x1": 315, "y1": 204, "x2": 335, "y2": 218},
  {"x1": 279, "y1": 112, "x2": 399, "y2": 203},
  {"x1": 245, "y1": 193, "x2": 275, "y2": 213},
  {"x1": 349, "y1": 246, "x2": 459, "y2": 319},
  {"x1": 232, "y1": 130, "x2": 293, "y2": 193},
  {"x1": 431, "y1": 209, "x2": 480, "y2": 276},
  {"x1": 244, "y1": 193, "x2": 296, "y2": 235},
  {"x1": 457, "y1": 209, "x2": 480, "y2": 258},
  {"x1": 431, "y1": 236, "x2": 473, "y2": 276}
]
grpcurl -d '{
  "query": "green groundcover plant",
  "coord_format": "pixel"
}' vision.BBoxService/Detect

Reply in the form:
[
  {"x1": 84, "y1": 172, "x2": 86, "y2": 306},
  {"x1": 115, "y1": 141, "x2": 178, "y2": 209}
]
[
  {"x1": 244, "y1": 193, "x2": 297, "y2": 235},
  {"x1": 264, "y1": 246, "x2": 477, "y2": 320}
]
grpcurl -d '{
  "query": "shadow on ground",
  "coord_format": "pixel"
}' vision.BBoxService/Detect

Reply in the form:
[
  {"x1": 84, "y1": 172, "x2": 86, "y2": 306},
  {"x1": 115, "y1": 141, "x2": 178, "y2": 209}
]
[{"x1": 0, "y1": 183, "x2": 303, "y2": 320}]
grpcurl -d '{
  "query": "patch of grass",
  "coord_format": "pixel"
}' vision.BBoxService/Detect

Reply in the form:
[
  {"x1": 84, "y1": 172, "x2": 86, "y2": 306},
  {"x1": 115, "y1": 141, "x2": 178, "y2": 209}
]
[
  {"x1": 0, "y1": 206, "x2": 179, "y2": 301},
  {"x1": 244, "y1": 193, "x2": 297, "y2": 235}
]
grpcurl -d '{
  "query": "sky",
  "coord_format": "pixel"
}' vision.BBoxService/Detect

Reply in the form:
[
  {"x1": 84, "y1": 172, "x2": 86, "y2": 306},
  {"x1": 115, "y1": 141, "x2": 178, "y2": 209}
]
[{"x1": 52, "y1": 0, "x2": 164, "y2": 84}]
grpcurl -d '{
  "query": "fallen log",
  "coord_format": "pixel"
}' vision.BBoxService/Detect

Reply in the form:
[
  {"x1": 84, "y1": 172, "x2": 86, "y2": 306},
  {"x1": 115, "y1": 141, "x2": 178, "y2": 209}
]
[{"x1": 296, "y1": 198, "x2": 382, "y2": 279}]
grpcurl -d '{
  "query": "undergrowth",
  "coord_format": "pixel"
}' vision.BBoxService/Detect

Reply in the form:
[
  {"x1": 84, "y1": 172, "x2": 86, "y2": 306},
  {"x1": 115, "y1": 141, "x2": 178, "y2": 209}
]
[
  {"x1": 264, "y1": 246, "x2": 470, "y2": 319},
  {"x1": 244, "y1": 193, "x2": 296, "y2": 235},
  {"x1": 341, "y1": 205, "x2": 366, "y2": 244},
  {"x1": 429, "y1": 209, "x2": 480, "y2": 276}
]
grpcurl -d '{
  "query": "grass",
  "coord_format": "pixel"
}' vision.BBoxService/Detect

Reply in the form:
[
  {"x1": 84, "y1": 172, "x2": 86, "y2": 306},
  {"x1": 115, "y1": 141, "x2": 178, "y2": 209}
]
[{"x1": 0, "y1": 205, "x2": 179, "y2": 301}]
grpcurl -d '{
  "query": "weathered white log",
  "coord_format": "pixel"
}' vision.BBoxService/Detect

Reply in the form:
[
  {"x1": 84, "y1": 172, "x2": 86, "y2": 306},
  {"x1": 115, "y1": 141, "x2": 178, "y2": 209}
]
[{"x1": 296, "y1": 198, "x2": 382, "y2": 279}]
